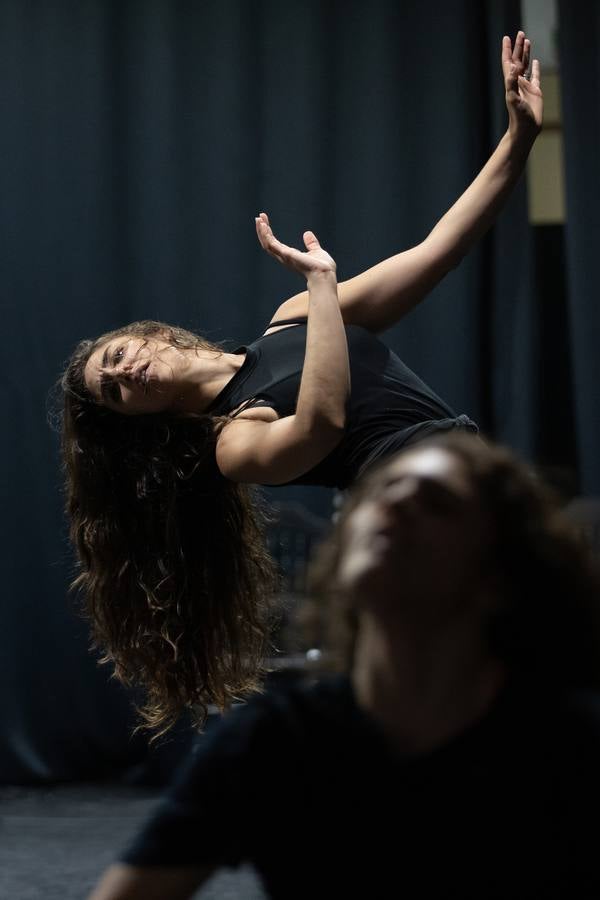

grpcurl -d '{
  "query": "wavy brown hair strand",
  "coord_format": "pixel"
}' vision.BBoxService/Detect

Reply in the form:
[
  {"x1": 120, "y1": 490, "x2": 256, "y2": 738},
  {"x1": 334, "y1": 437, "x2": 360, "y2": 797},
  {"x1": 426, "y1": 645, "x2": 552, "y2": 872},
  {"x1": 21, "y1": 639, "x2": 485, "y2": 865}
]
[{"x1": 60, "y1": 321, "x2": 278, "y2": 737}]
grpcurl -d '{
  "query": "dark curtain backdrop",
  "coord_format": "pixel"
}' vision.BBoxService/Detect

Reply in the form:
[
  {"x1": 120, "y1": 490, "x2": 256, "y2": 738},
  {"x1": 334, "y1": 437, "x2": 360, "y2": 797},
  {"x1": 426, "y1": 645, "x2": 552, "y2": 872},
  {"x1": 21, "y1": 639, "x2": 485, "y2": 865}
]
[
  {"x1": 558, "y1": 1, "x2": 600, "y2": 496},
  {"x1": 0, "y1": 0, "x2": 548, "y2": 782}
]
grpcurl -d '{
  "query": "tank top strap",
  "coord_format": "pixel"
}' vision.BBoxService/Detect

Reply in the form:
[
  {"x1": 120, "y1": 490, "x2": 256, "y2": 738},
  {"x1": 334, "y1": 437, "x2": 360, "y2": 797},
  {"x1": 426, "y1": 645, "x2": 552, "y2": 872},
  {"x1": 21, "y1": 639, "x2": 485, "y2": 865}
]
[{"x1": 264, "y1": 315, "x2": 308, "y2": 330}]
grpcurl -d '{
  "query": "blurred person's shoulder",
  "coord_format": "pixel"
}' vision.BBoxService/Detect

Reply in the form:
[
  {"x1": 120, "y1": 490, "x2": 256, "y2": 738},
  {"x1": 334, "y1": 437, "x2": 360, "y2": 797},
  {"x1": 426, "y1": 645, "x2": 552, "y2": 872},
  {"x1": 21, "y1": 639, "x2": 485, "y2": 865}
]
[{"x1": 251, "y1": 673, "x2": 360, "y2": 731}]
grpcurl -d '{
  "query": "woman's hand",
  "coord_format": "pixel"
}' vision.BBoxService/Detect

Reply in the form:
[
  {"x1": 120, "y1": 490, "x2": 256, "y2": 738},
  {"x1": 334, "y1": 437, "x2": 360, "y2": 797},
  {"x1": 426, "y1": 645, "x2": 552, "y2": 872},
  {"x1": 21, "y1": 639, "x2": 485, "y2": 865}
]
[
  {"x1": 503, "y1": 31, "x2": 543, "y2": 139},
  {"x1": 255, "y1": 212, "x2": 336, "y2": 280}
]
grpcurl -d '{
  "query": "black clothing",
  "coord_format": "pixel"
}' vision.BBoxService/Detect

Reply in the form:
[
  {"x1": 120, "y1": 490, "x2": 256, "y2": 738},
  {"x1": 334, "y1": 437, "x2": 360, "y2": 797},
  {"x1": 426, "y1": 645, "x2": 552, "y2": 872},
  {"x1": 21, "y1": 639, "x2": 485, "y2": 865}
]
[
  {"x1": 207, "y1": 319, "x2": 477, "y2": 488},
  {"x1": 121, "y1": 676, "x2": 600, "y2": 899}
]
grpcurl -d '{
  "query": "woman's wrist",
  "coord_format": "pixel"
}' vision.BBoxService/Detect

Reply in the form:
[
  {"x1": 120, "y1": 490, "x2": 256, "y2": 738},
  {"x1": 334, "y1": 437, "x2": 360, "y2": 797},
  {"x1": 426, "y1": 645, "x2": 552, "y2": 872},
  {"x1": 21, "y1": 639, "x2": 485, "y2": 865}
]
[
  {"x1": 506, "y1": 112, "x2": 541, "y2": 144},
  {"x1": 306, "y1": 268, "x2": 337, "y2": 290},
  {"x1": 503, "y1": 126, "x2": 538, "y2": 164}
]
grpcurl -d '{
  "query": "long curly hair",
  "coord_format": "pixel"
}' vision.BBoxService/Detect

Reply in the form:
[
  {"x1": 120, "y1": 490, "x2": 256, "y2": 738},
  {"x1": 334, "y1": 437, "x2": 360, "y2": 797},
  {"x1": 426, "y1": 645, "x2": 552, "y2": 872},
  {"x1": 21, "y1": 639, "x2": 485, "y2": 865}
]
[
  {"x1": 60, "y1": 320, "x2": 278, "y2": 737},
  {"x1": 310, "y1": 433, "x2": 600, "y2": 690}
]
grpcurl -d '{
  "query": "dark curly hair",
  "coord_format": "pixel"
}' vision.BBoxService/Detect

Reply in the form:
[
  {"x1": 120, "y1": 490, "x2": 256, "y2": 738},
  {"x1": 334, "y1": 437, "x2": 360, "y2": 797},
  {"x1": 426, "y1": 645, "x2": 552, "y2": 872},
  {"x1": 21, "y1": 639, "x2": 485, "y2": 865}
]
[
  {"x1": 310, "y1": 432, "x2": 600, "y2": 690},
  {"x1": 60, "y1": 320, "x2": 278, "y2": 738}
]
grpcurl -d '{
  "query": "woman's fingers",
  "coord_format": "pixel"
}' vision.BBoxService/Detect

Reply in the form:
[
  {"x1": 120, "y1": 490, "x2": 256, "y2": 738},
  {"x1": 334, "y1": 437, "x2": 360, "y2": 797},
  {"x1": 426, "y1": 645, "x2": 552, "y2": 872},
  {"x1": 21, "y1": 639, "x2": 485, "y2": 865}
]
[
  {"x1": 503, "y1": 31, "x2": 535, "y2": 93},
  {"x1": 501, "y1": 35, "x2": 513, "y2": 78},
  {"x1": 255, "y1": 216, "x2": 266, "y2": 246},
  {"x1": 255, "y1": 213, "x2": 280, "y2": 257},
  {"x1": 255, "y1": 213, "x2": 299, "y2": 267},
  {"x1": 255, "y1": 214, "x2": 335, "y2": 274},
  {"x1": 256, "y1": 213, "x2": 308, "y2": 261},
  {"x1": 502, "y1": 31, "x2": 528, "y2": 68},
  {"x1": 522, "y1": 38, "x2": 531, "y2": 76},
  {"x1": 502, "y1": 35, "x2": 519, "y2": 91},
  {"x1": 512, "y1": 30, "x2": 525, "y2": 65},
  {"x1": 255, "y1": 212, "x2": 270, "y2": 243},
  {"x1": 530, "y1": 58, "x2": 541, "y2": 89},
  {"x1": 303, "y1": 230, "x2": 320, "y2": 251}
]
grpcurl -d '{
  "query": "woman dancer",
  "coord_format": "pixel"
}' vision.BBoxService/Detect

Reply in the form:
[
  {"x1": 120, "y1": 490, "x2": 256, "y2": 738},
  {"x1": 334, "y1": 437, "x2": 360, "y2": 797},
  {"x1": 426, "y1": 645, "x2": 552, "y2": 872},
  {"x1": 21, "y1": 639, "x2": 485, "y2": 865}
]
[{"x1": 62, "y1": 33, "x2": 542, "y2": 733}]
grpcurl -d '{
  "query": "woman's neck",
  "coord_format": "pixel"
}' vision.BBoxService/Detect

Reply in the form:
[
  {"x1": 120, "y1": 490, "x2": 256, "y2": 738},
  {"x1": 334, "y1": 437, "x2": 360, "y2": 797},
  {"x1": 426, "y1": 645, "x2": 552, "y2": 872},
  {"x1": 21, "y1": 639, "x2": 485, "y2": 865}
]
[
  {"x1": 176, "y1": 349, "x2": 245, "y2": 413},
  {"x1": 351, "y1": 609, "x2": 506, "y2": 756}
]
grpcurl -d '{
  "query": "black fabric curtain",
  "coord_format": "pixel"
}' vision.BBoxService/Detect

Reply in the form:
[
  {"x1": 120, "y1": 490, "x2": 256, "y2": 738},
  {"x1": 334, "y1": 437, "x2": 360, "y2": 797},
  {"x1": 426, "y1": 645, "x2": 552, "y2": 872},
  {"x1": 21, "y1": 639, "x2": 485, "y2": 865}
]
[
  {"x1": 2, "y1": 0, "x2": 541, "y2": 782},
  {"x1": 558, "y1": 1, "x2": 600, "y2": 496}
]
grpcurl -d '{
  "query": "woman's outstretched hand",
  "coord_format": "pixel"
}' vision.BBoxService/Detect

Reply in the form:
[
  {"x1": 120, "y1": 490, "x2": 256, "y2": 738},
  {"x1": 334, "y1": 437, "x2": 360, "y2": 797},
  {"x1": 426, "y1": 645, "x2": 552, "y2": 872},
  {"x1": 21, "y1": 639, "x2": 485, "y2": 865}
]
[
  {"x1": 255, "y1": 212, "x2": 336, "y2": 280},
  {"x1": 503, "y1": 31, "x2": 543, "y2": 139}
]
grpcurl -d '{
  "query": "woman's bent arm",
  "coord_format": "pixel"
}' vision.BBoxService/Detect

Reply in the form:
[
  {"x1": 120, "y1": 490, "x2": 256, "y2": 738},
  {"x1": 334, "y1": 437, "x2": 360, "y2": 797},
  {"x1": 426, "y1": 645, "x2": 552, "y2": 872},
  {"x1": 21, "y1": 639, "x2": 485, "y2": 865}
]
[{"x1": 216, "y1": 219, "x2": 350, "y2": 485}]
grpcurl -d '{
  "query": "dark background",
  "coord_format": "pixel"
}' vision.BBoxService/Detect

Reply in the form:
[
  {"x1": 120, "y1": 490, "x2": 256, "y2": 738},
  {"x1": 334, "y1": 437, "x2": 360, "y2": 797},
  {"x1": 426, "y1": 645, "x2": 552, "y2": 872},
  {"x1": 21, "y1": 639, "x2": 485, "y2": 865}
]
[{"x1": 1, "y1": 0, "x2": 598, "y2": 781}]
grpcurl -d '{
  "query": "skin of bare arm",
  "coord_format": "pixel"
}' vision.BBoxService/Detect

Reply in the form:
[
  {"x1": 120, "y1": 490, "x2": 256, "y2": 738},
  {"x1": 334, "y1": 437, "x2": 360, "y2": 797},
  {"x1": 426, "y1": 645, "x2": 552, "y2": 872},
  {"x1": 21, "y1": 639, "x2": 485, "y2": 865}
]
[
  {"x1": 87, "y1": 863, "x2": 213, "y2": 900},
  {"x1": 215, "y1": 216, "x2": 351, "y2": 485},
  {"x1": 268, "y1": 31, "x2": 543, "y2": 335}
]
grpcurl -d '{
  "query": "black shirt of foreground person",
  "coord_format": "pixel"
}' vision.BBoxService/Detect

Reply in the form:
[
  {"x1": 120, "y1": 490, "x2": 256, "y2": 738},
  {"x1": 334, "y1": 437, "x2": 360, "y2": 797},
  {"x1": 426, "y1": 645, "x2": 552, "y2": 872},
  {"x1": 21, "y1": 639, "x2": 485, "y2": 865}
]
[{"x1": 121, "y1": 675, "x2": 600, "y2": 899}]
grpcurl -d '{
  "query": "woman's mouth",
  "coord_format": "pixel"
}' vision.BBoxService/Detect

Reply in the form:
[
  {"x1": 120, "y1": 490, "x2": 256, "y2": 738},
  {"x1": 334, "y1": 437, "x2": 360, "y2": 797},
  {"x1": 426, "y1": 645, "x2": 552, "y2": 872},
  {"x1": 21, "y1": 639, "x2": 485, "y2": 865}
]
[
  {"x1": 141, "y1": 362, "x2": 152, "y2": 391},
  {"x1": 132, "y1": 362, "x2": 151, "y2": 390}
]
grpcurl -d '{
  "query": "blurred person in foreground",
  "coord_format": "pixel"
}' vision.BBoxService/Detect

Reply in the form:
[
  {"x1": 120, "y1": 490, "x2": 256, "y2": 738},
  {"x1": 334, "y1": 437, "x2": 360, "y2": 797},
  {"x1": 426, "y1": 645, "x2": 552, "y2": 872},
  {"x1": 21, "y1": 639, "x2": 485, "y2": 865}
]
[{"x1": 88, "y1": 433, "x2": 600, "y2": 900}]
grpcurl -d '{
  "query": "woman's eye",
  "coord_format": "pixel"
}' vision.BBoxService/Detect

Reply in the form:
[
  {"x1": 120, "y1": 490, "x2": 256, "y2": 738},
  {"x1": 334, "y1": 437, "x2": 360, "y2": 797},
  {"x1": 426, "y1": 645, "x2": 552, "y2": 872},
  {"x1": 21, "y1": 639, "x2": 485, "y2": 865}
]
[{"x1": 113, "y1": 346, "x2": 124, "y2": 365}]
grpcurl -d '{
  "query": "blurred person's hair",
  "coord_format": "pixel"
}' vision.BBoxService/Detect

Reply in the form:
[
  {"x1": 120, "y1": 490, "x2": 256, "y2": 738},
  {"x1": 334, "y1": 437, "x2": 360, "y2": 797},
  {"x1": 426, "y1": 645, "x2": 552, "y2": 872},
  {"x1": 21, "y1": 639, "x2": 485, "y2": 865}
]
[{"x1": 310, "y1": 433, "x2": 600, "y2": 689}]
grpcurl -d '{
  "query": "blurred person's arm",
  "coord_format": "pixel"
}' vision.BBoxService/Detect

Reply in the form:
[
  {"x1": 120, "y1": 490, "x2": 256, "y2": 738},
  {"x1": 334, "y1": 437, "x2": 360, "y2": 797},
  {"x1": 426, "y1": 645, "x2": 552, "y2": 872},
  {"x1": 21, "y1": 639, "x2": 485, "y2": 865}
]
[
  {"x1": 86, "y1": 696, "x2": 278, "y2": 900},
  {"x1": 88, "y1": 863, "x2": 212, "y2": 900}
]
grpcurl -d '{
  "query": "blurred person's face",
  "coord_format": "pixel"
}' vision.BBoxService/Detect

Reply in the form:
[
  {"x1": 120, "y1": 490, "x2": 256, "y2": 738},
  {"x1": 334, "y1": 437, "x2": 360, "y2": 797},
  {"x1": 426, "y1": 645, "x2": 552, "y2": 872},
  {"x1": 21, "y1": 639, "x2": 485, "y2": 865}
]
[
  {"x1": 84, "y1": 334, "x2": 193, "y2": 415},
  {"x1": 337, "y1": 446, "x2": 495, "y2": 625}
]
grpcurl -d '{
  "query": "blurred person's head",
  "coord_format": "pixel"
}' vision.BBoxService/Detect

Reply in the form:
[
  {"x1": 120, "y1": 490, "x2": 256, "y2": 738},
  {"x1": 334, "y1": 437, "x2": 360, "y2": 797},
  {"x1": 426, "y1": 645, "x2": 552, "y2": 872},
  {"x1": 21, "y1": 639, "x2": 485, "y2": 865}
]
[{"x1": 311, "y1": 433, "x2": 600, "y2": 688}]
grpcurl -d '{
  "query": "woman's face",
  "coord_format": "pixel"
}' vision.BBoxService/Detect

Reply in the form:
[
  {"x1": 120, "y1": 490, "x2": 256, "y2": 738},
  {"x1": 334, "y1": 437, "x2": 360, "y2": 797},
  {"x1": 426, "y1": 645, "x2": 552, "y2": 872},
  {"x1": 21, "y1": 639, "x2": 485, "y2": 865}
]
[
  {"x1": 337, "y1": 446, "x2": 494, "y2": 618},
  {"x1": 84, "y1": 334, "x2": 191, "y2": 415}
]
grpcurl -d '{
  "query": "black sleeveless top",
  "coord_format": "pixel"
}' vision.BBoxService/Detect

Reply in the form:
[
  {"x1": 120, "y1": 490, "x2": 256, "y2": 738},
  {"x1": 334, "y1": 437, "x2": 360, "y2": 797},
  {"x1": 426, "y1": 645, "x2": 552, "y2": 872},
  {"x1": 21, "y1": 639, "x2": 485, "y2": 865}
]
[{"x1": 207, "y1": 319, "x2": 477, "y2": 489}]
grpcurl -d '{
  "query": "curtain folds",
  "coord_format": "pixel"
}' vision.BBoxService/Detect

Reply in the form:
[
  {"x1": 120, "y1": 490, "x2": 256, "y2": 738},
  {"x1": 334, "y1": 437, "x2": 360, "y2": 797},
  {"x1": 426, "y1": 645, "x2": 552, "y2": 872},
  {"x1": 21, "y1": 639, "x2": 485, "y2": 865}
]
[{"x1": 558, "y1": 1, "x2": 600, "y2": 495}]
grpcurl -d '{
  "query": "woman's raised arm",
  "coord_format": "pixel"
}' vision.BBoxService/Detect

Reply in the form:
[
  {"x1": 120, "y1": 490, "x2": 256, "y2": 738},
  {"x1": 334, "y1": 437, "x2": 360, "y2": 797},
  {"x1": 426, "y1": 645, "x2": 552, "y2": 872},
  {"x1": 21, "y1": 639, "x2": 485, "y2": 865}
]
[{"x1": 270, "y1": 31, "x2": 543, "y2": 334}]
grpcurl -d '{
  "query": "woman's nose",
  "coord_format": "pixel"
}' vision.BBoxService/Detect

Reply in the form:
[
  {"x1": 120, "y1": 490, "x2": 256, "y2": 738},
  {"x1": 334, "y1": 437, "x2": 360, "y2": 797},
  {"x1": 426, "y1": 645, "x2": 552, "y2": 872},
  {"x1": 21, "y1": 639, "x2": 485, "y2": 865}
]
[
  {"x1": 111, "y1": 356, "x2": 133, "y2": 375},
  {"x1": 115, "y1": 367, "x2": 135, "y2": 384},
  {"x1": 102, "y1": 363, "x2": 132, "y2": 385}
]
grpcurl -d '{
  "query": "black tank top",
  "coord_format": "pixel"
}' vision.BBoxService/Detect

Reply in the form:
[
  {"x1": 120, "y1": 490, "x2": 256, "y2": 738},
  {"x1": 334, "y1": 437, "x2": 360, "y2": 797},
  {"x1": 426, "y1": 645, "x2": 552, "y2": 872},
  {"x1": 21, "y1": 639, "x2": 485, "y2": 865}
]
[{"x1": 207, "y1": 319, "x2": 476, "y2": 489}]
